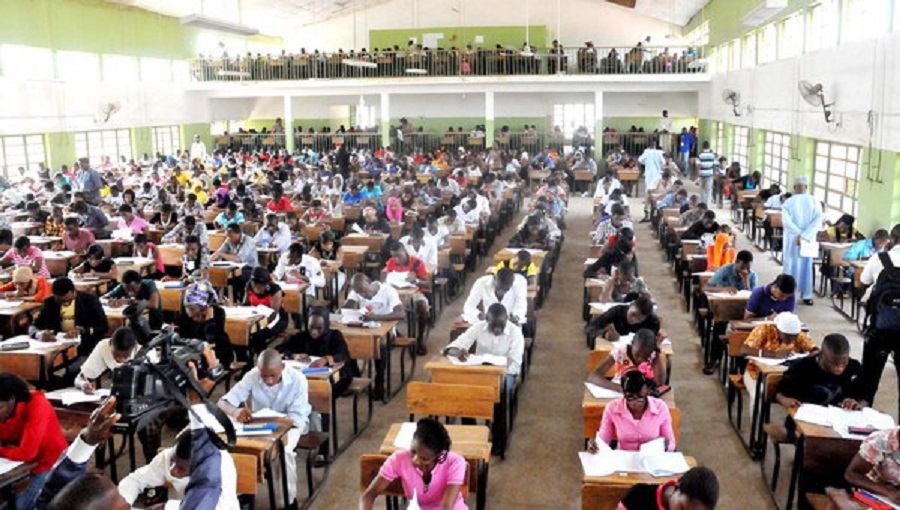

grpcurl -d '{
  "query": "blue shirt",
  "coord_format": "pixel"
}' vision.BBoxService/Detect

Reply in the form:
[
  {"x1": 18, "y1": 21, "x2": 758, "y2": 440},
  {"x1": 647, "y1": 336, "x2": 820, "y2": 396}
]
[
  {"x1": 222, "y1": 366, "x2": 311, "y2": 432},
  {"x1": 679, "y1": 133, "x2": 695, "y2": 154},
  {"x1": 709, "y1": 263, "x2": 758, "y2": 290},
  {"x1": 746, "y1": 284, "x2": 797, "y2": 317},
  {"x1": 342, "y1": 191, "x2": 364, "y2": 205},
  {"x1": 843, "y1": 239, "x2": 877, "y2": 261}
]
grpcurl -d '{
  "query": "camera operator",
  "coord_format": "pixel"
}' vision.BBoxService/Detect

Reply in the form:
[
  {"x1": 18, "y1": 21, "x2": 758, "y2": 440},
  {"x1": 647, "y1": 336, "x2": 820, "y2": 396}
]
[
  {"x1": 218, "y1": 348, "x2": 311, "y2": 506},
  {"x1": 38, "y1": 348, "x2": 234, "y2": 509}
]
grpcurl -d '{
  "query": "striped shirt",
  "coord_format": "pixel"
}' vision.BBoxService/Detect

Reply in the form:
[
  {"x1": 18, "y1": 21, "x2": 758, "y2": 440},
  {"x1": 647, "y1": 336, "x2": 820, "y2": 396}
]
[{"x1": 698, "y1": 149, "x2": 717, "y2": 177}]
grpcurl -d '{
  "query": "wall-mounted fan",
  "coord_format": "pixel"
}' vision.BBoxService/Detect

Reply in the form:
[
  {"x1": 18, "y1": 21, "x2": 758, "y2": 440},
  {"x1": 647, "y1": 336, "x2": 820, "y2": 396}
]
[
  {"x1": 798, "y1": 81, "x2": 834, "y2": 123},
  {"x1": 93, "y1": 101, "x2": 121, "y2": 125},
  {"x1": 722, "y1": 89, "x2": 742, "y2": 117}
]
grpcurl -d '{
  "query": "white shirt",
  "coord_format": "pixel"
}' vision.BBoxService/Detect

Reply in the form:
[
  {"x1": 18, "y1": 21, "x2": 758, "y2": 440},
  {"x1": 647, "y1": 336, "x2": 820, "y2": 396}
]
[
  {"x1": 75, "y1": 339, "x2": 133, "y2": 390},
  {"x1": 659, "y1": 116, "x2": 673, "y2": 132},
  {"x1": 463, "y1": 274, "x2": 528, "y2": 325},
  {"x1": 400, "y1": 236, "x2": 438, "y2": 266},
  {"x1": 446, "y1": 321, "x2": 525, "y2": 375},
  {"x1": 254, "y1": 222, "x2": 293, "y2": 252},
  {"x1": 861, "y1": 246, "x2": 900, "y2": 286},
  {"x1": 190, "y1": 141, "x2": 207, "y2": 160},
  {"x1": 425, "y1": 224, "x2": 450, "y2": 248},
  {"x1": 593, "y1": 178, "x2": 623, "y2": 198},
  {"x1": 347, "y1": 282, "x2": 402, "y2": 316},
  {"x1": 473, "y1": 193, "x2": 492, "y2": 217},
  {"x1": 118, "y1": 446, "x2": 240, "y2": 509},
  {"x1": 273, "y1": 253, "x2": 326, "y2": 295},
  {"x1": 454, "y1": 205, "x2": 480, "y2": 225}
]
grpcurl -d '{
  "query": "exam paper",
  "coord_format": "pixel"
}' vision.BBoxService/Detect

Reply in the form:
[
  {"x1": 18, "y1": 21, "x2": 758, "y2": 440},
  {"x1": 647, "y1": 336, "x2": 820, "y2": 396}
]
[
  {"x1": 707, "y1": 290, "x2": 753, "y2": 299},
  {"x1": 584, "y1": 382, "x2": 623, "y2": 400},
  {"x1": 800, "y1": 239, "x2": 820, "y2": 259},
  {"x1": 0, "y1": 457, "x2": 24, "y2": 476},
  {"x1": 447, "y1": 354, "x2": 507, "y2": 366},
  {"x1": 386, "y1": 271, "x2": 416, "y2": 289},
  {"x1": 251, "y1": 408, "x2": 286, "y2": 419},
  {"x1": 392, "y1": 422, "x2": 417, "y2": 449},
  {"x1": 45, "y1": 387, "x2": 110, "y2": 407}
]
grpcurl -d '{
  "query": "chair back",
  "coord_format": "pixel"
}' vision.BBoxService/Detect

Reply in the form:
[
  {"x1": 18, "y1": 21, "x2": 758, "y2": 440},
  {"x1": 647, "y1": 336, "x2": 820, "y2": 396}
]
[
  {"x1": 406, "y1": 382, "x2": 495, "y2": 422},
  {"x1": 208, "y1": 232, "x2": 226, "y2": 252},
  {"x1": 159, "y1": 245, "x2": 184, "y2": 267},
  {"x1": 233, "y1": 452, "x2": 258, "y2": 497},
  {"x1": 727, "y1": 331, "x2": 751, "y2": 358},
  {"x1": 360, "y1": 454, "x2": 405, "y2": 496},
  {"x1": 581, "y1": 482, "x2": 628, "y2": 510},
  {"x1": 308, "y1": 379, "x2": 333, "y2": 415}
]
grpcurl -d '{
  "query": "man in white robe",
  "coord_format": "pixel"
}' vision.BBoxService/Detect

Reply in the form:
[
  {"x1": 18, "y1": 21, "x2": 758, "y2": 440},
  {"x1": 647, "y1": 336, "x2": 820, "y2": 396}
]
[
  {"x1": 781, "y1": 176, "x2": 823, "y2": 304},
  {"x1": 638, "y1": 143, "x2": 665, "y2": 194}
]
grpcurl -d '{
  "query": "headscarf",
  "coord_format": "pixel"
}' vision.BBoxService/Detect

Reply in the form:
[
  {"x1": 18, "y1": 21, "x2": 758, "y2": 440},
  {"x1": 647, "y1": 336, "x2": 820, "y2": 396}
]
[
  {"x1": 184, "y1": 281, "x2": 218, "y2": 308},
  {"x1": 385, "y1": 196, "x2": 404, "y2": 222},
  {"x1": 706, "y1": 233, "x2": 736, "y2": 271}
]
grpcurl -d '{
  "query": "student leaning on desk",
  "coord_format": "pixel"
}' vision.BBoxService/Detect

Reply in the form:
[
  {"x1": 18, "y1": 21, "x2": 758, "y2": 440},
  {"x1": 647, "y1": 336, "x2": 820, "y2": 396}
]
[
  {"x1": 443, "y1": 303, "x2": 525, "y2": 382},
  {"x1": 361, "y1": 418, "x2": 468, "y2": 510},
  {"x1": 587, "y1": 329, "x2": 666, "y2": 391},
  {"x1": 617, "y1": 466, "x2": 720, "y2": 510},
  {"x1": 587, "y1": 371, "x2": 676, "y2": 453},
  {"x1": 585, "y1": 295, "x2": 660, "y2": 348},
  {"x1": 845, "y1": 427, "x2": 900, "y2": 505}
]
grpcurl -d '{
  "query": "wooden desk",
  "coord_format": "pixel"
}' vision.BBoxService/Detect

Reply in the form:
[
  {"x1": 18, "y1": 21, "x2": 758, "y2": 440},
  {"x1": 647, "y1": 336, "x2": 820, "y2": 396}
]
[
  {"x1": 44, "y1": 251, "x2": 77, "y2": 277},
  {"x1": 70, "y1": 277, "x2": 112, "y2": 295},
  {"x1": 0, "y1": 301, "x2": 41, "y2": 337},
  {"x1": 27, "y1": 235, "x2": 62, "y2": 250},
  {"x1": 112, "y1": 257, "x2": 155, "y2": 280},
  {"x1": 424, "y1": 356, "x2": 506, "y2": 401},
  {"x1": 493, "y1": 248, "x2": 547, "y2": 269},
  {"x1": 0, "y1": 338, "x2": 78, "y2": 387},
  {"x1": 788, "y1": 420, "x2": 863, "y2": 510},
  {"x1": 221, "y1": 306, "x2": 267, "y2": 347},
  {"x1": 10, "y1": 221, "x2": 42, "y2": 236},
  {"x1": 747, "y1": 360, "x2": 788, "y2": 459},
  {"x1": 0, "y1": 461, "x2": 36, "y2": 508},
  {"x1": 341, "y1": 233, "x2": 387, "y2": 252},
  {"x1": 228, "y1": 417, "x2": 294, "y2": 510},
  {"x1": 337, "y1": 245, "x2": 369, "y2": 273},
  {"x1": 581, "y1": 456, "x2": 697, "y2": 510}
]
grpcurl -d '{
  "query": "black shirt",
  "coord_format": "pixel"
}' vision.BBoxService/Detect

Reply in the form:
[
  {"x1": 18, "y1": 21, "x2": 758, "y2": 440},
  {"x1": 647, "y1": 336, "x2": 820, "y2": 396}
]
[
  {"x1": 585, "y1": 304, "x2": 660, "y2": 340},
  {"x1": 280, "y1": 329, "x2": 360, "y2": 391},
  {"x1": 618, "y1": 481, "x2": 672, "y2": 510},
  {"x1": 177, "y1": 305, "x2": 233, "y2": 365},
  {"x1": 778, "y1": 355, "x2": 866, "y2": 406},
  {"x1": 583, "y1": 248, "x2": 626, "y2": 278},
  {"x1": 681, "y1": 220, "x2": 720, "y2": 240}
]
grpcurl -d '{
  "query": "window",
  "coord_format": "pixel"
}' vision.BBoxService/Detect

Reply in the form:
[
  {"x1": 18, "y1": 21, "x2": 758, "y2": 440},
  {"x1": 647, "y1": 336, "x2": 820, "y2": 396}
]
[
  {"x1": 730, "y1": 39, "x2": 742, "y2": 70},
  {"x1": 732, "y1": 126, "x2": 750, "y2": 168},
  {"x1": 779, "y1": 13, "x2": 804, "y2": 59},
  {"x1": 354, "y1": 104, "x2": 377, "y2": 129},
  {"x1": 0, "y1": 135, "x2": 46, "y2": 178},
  {"x1": 1, "y1": 45, "x2": 54, "y2": 81},
  {"x1": 813, "y1": 141, "x2": 861, "y2": 216},
  {"x1": 140, "y1": 57, "x2": 171, "y2": 83},
  {"x1": 843, "y1": 0, "x2": 890, "y2": 43},
  {"x1": 74, "y1": 129, "x2": 132, "y2": 166},
  {"x1": 763, "y1": 132, "x2": 791, "y2": 188},
  {"x1": 102, "y1": 54, "x2": 139, "y2": 82},
  {"x1": 686, "y1": 21, "x2": 710, "y2": 47},
  {"x1": 742, "y1": 33, "x2": 757, "y2": 68},
  {"x1": 807, "y1": 1, "x2": 839, "y2": 52},
  {"x1": 56, "y1": 51, "x2": 101, "y2": 82},
  {"x1": 715, "y1": 44, "x2": 729, "y2": 72},
  {"x1": 552, "y1": 103, "x2": 595, "y2": 139},
  {"x1": 757, "y1": 24, "x2": 778, "y2": 64},
  {"x1": 151, "y1": 126, "x2": 179, "y2": 157},
  {"x1": 715, "y1": 122, "x2": 725, "y2": 155}
]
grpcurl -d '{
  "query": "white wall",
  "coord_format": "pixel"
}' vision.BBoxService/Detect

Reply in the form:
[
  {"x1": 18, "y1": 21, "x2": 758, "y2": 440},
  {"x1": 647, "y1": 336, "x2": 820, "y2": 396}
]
[
  {"x1": 284, "y1": 0, "x2": 681, "y2": 51},
  {"x1": 701, "y1": 33, "x2": 900, "y2": 152},
  {"x1": 604, "y1": 91, "x2": 698, "y2": 118}
]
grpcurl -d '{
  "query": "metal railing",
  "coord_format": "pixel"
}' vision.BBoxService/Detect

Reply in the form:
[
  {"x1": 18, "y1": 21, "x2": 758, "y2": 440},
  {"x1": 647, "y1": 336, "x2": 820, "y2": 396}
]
[
  {"x1": 189, "y1": 46, "x2": 706, "y2": 82},
  {"x1": 600, "y1": 131, "x2": 681, "y2": 158},
  {"x1": 213, "y1": 132, "x2": 381, "y2": 152}
]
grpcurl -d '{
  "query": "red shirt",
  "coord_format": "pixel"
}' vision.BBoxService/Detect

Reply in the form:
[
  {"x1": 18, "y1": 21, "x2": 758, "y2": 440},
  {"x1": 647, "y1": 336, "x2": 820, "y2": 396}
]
[
  {"x1": 267, "y1": 196, "x2": 293, "y2": 212},
  {"x1": 0, "y1": 392, "x2": 68, "y2": 473},
  {"x1": 386, "y1": 255, "x2": 429, "y2": 292}
]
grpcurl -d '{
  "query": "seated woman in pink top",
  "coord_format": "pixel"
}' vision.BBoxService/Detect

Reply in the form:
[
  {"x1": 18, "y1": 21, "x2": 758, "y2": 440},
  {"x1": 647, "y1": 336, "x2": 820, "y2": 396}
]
[
  {"x1": 117, "y1": 204, "x2": 149, "y2": 235},
  {"x1": 588, "y1": 370, "x2": 676, "y2": 452},
  {"x1": 385, "y1": 196, "x2": 405, "y2": 223},
  {"x1": 586, "y1": 329, "x2": 666, "y2": 392},
  {"x1": 361, "y1": 418, "x2": 468, "y2": 510},
  {"x1": 0, "y1": 236, "x2": 50, "y2": 279}
]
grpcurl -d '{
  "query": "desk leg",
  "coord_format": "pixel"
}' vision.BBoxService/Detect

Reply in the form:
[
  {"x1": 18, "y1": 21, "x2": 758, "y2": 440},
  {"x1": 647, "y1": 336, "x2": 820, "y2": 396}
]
[
  {"x1": 786, "y1": 434, "x2": 804, "y2": 510},
  {"x1": 491, "y1": 381, "x2": 510, "y2": 459},
  {"x1": 477, "y1": 460, "x2": 488, "y2": 510},
  {"x1": 108, "y1": 437, "x2": 118, "y2": 482},
  {"x1": 264, "y1": 449, "x2": 277, "y2": 510},
  {"x1": 278, "y1": 441, "x2": 291, "y2": 509},
  {"x1": 749, "y1": 373, "x2": 765, "y2": 458},
  {"x1": 330, "y1": 388, "x2": 339, "y2": 457},
  {"x1": 301, "y1": 293, "x2": 308, "y2": 332}
]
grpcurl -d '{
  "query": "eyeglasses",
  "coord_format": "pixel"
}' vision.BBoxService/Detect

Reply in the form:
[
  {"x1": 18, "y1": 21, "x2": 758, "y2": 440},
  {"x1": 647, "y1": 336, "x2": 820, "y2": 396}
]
[{"x1": 624, "y1": 394, "x2": 647, "y2": 402}]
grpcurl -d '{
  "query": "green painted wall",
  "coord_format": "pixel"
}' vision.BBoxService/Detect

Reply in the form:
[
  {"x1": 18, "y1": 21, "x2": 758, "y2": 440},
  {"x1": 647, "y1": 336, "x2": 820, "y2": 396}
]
[
  {"x1": 180, "y1": 124, "x2": 212, "y2": 153},
  {"x1": 45, "y1": 132, "x2": 76, "y2": 170},
  {"x1": 370, "y1": 26, "x2": 549, "y2": 50},
  {"x1": 0, "y1": 0, "x2": 280, "y2": 58},
  {"x1": 685, "y1": 0, "x2": 811, "y2": 48},
  {"x1": 131, "y1": 127, "x2": 153, "y2": 159}
]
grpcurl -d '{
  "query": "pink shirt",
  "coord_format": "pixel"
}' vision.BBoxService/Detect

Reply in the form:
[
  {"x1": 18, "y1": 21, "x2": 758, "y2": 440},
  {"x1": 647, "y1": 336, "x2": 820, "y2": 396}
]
[
  {"x1": 2, "y1": 246, "x2": 50, "y2": 278},
  {"x1": 598, "y1": 396, "x2": 676, "y2": 452},
  {"x1": 118, "y1": 216, "x2": 149, "y2": 234},
  {"x1": 379, "y1": 450, "x2": 468, "y2": 510}
]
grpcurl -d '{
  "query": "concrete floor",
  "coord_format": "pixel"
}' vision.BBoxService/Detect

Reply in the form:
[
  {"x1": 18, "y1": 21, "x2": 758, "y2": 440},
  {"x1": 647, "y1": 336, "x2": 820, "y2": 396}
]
[{"x1": 231, "y1": 193, "x2": 898, "y2": 509}]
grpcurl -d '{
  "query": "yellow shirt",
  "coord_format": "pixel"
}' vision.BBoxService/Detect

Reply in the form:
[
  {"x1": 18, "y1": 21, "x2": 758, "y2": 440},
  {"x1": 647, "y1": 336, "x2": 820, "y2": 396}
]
[
  {"x1": 60, "y1": 301, "x2": 76, "y2": 333},
  {"x1": 493, "y1": 260, "x2": 538, "y2": 278},
  {"x1": 193, "y1": 189, "x2": 209, "y2": 205},
  {"x1": 175, "y1": 172, "x2": 191, "y2": 187}
]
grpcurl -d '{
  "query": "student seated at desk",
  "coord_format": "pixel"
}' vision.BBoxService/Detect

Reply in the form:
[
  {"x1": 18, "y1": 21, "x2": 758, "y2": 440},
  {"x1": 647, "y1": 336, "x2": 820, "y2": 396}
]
[
  {"x1": 444, "y1": 303, "x2": 525, "y2": 382},
  {"x1": 245, "y1": 267, "x2": 288, "y2": 354},
  {"x1": 510, "y1": 214, "x2": 554, "y2": 254},
  {"x1": 583, "y1": 238, "x2": 635, "y2": 278},
  {"x1": 211, "y1": 223, "x2": 258, "y2": 303},
  {"x1": 0, "y1": 266, "x2": 51, "y2": 304},
  {"x1": 681, "y1": 210, "x2": 719, "y2": 240},
  {"x1": 357, "y1": 206, "x2": 391, "y2": 234},
  {"x1": 279, "y1": 307, "x2": 359, "y2": 396},
  {"x1": 383, "y1": 241, "x2": 431, "y2": 355},
  {"x1": 777, "y1": 334, "x2": 866, "y2": 438},
  {"x1": 69, "y1": 244, "x2": 117, "y2": 281},
  {"x1": 400, "y1": 225, "x2": 438, "y2": 266},
  {"x1": 464, "y1": 268, "x2": 527, "y2": 326},
  {"x1": 75, "y1": 327, "x2": 139, "y2": 394},
  {"x1": 600, "y1": 261, "x2": 649, "y2": 303},
  {"x1": 677, "y1": 197, "x2": 705, "y2": 228},
  {"x1": 587, "y1": 371, "x2": 676, "y2": 452},
  {"x1": 178, "y1": 281, "x2": 233, "y2": 365},
  {"x1": 845, "y1": 427, "x2": 900, "y2": 505},
  {"x1": 1, "y1": 236, "x2": 50, "y2": 278},
  {"x1": 440, "y1": 208, "x2": 468, "y2": 235},
  {"x1": 132, "y1": 233, "x2": 164, "y2": 278},
  {"x1": 255, "y1": 213, "x2": 292, "y2": 252},
  {"x1": 273, "y1": 242, "x2": 326, "y2": 297},
  {"x1": 592, "y1": 203, "x2": 629, "y2": 246},
  {"x1": 494, "y1": 249, "x2": 539, "y2": 286},
  {"x1": 162, "y1": 215, "x2": 208, "y2": 247},
  {"x1": 31, "y1": 277, "x2": 108, "y2": 358},
  {"x1": 213, "y1": 202, "x2": 244, "y2": 229},
  {"x1": 105, "y1": 269, "x2": 163, "y2": 330},
  {"x1": 819, "y1": 213, "x2": 863, "y2": 243},
  {"x1": 740, "y1": 312, "x2": 817, "y2": 384},
  {"x1": 115, "y1": 204, "x2": 148, "y2": 236},
  {"x1": 425, "y1": 214, "x2": 450, "y2": 249},
  {"x1": 344, "y1": 273, "x2": 406, "y2": 400},
  {"x1": 705, "y1": 250, "x2": 756, "y2": 293},
  {"x1": 585, "y1": 295, "x2": 659, "y2": 348},
  {"x1": 361, "y1": 417, "x2": 468, "y2": 510},
  {"x1": 705, "y1": 231, "x2": 736, "y2": 272},
  {"x1": 117, "y1": 429, "x2": 240, "y2": 509},
  {"x1": 587, "y1": 329, "x2": 666, "y2": 391},
  {"x1": 844, "y1": 228, "x2": 888, "y2": 262},
  {"x1": 744, "y1": 274, "x2": 797, "y2": 320},
  {"x1": 0, "y1": 373, "x2": 68, "y2": 509},
  {"x1": 618, "y1": 466, "x2": 720, "y2": 510},
  {"x1": 62, "y1": 217, "x2": 96, "y2": 256},
  {"x1": 219, "y1": 349, "x2": 311, "y2": 506}
]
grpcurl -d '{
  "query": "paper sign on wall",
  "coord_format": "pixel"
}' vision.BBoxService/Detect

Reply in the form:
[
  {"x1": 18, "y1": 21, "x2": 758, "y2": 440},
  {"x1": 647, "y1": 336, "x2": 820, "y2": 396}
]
[
  {"x1": 422, "y1": 33, "x2": 444, "y2": 48},
  {"x1": 474, "y1": 35, "x2": 484, "y2": 44}
]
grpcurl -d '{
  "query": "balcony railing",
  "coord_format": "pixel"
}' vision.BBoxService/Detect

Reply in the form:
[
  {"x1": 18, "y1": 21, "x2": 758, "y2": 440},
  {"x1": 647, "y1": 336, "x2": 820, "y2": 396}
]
[{"x1": 190, "y1": 46, "x2": 706, "y2": 82}]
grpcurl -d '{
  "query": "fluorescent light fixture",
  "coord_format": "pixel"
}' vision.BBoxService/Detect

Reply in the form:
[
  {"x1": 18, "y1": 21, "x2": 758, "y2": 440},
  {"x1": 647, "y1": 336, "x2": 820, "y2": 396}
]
[
  {"x1": 405, "y1": 68, "x2": 427, "y2": 75},
  {"x1": 217, "y1": 69, "x2": 251, "y2": 78},
  {"x1": 180, "y1": 14, "x2": 259, "y2": 36},
  {"x1": 342, "y1": 59, "x2": 378, "y2": 69},
  {"x1": 741, "y1": 0, "x2": 788, "y2": 27}
]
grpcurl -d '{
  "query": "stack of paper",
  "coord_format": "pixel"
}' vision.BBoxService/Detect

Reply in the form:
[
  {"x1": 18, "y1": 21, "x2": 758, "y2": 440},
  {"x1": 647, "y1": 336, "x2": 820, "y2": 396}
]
[
  {"x1": 392, "y1": 422, "x2": 417, "y2": 449},
  {"x1": 0, "y1": 300, "x2": 24, "y2": 309},
  {"x1": 45, "y1": 388, "x2": 110, "y2": 406},
  {"x1": 160, "y1": 281, "x2": 184, "y2": 288},
  {"x1": 794, "y1": 404, "x2": 896, "y2": 438},
  {"x1": 386, "y1": 271, "x2": 416, "y2": 289},
  {"x1": 447, "y1": 354, "x2": 508, "y2": 367},
  {"x1": 252, "y1": 408, "x2": 286, "y2": 419},
  {"x1": 707, "y1": 290, "x2": 753, "y2": 299},
  {"x1": 284, "y1": 357, "x2": 322, "y2": 371},
  {"x1": 579, "y1": 437, "x2": 689, "y2": 478},
  {"x1": 584, "y1": 382, "x2": 623, "y2": 400},
  {"x1": 0, "y1": 457, "x2": 24, "y2": 476},
  {"x1": 336, "y1": 309, "x2": 363, "y2": 324}
]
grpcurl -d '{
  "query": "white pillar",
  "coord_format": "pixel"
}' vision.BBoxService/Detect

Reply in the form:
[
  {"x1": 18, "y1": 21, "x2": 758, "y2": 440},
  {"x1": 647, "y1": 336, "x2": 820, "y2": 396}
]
[
  {"x1": 380, "y1": 92, "x2": 391, "y2": 148},
  {"x1": 283, "y1": 95, "x2": 295, "y2": 154},
  {"x1": 593, "y1": 90, "x2": 604, "y2": 141},
  {"x1": 485, "y1": 91, "x2": 495, "y2": 148}
]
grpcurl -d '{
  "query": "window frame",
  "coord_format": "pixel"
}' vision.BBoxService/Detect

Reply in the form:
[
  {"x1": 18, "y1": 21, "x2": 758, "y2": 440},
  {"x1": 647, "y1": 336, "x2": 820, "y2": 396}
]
[
  {"x1": 763, "y1": 131, "x2": 791, "y2": 188},
  {"x1": 74, "y1": 129, "x2": 133, "y2": 166},
  {"x1": 0, "y1": 135, "x2": 46, "y2": 178},
  {"x1": 813, "y1": 140, "x2": 861, "y2": 217},
  {"x1": 151, "y1": 125, "x2": 180, "y2": 158},
  {"x1": 732, "y1": 126, "x2": 750, "y2": 169}
]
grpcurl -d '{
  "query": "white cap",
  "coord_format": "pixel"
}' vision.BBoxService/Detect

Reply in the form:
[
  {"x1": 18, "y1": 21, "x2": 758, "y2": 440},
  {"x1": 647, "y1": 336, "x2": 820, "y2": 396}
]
[
  {"x1": 795, "y1": 176, "x2": 809, "y2": 186},
  {"x1": 774, "y1": 312, "x2": 802, "y2": 335}
]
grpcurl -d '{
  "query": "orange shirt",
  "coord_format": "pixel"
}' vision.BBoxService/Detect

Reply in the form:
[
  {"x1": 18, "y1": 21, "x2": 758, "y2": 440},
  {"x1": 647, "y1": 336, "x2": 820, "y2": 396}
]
[
  {"x1": 743, "y1": 323, "x2": 815, "y2": 378},
  {"x1": 0, "y1": 276, "x2": 52, "y2": 303}
]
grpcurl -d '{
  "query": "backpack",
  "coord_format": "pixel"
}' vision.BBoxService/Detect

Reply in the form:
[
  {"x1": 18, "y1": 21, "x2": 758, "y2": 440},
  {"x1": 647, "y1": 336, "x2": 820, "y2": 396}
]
[{"x1": 867, "y1": 252, "x2": 900, "y2": 333}]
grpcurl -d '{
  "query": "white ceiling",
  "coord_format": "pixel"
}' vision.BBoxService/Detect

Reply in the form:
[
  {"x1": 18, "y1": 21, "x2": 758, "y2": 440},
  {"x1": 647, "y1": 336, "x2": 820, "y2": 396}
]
[{"x1": 630, "y1": 0, "x2": 711, "y2": 26}]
